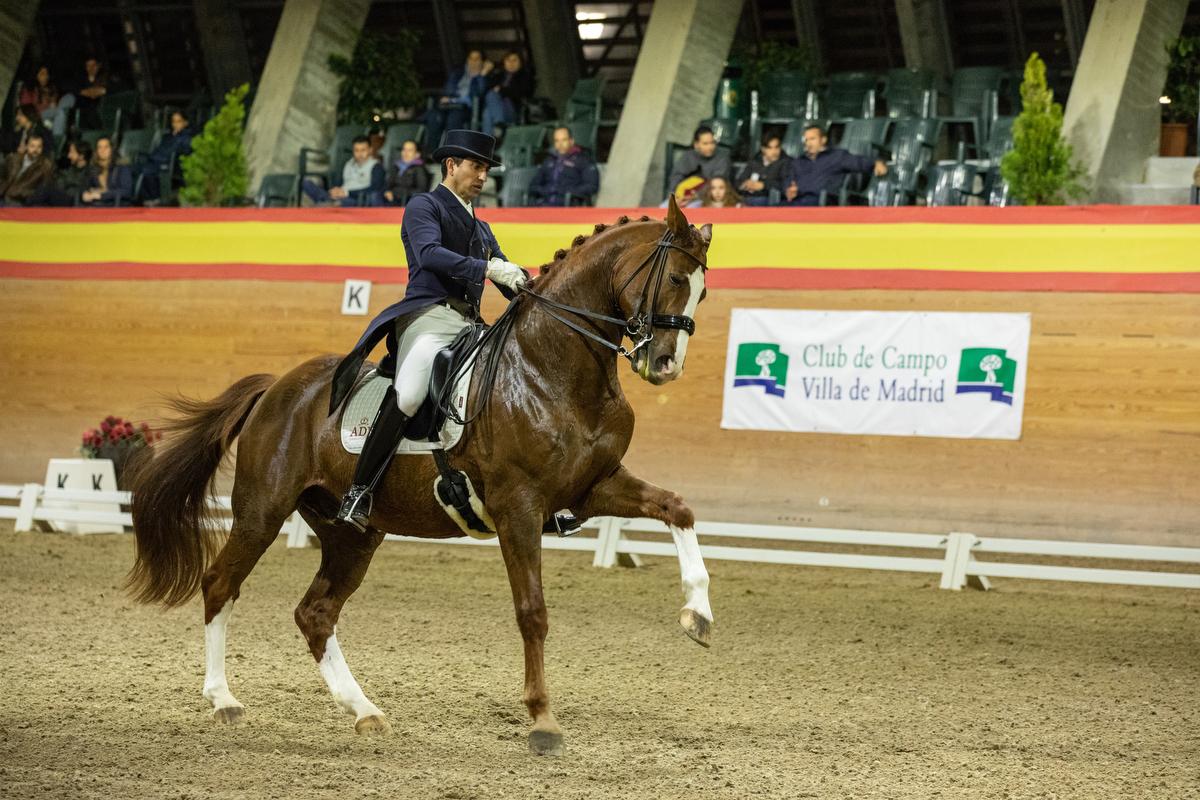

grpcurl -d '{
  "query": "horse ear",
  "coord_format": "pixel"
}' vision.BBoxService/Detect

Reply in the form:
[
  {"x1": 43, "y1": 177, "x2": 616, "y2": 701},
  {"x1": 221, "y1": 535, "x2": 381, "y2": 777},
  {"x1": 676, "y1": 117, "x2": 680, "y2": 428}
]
[
  {"x1": 666, "y1": 192, "x2": 689, "y2": 237},
  {"x1": 698, "y1": 223, "x2": 712, "y2": 247}
]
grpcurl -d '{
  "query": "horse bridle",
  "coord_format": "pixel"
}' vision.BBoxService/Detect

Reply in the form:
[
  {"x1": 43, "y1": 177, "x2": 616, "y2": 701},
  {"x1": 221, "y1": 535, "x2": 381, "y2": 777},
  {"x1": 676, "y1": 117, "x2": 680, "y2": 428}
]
[{"x1": 517, "y1": 230, "x2": 707, "y2": 364}]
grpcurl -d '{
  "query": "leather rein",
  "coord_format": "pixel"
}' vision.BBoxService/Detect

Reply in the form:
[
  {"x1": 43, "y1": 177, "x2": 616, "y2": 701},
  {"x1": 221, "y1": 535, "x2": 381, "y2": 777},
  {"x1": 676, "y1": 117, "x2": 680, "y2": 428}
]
[{"x1": 516, "y1": 230, "x2": 707, "y2": 364}]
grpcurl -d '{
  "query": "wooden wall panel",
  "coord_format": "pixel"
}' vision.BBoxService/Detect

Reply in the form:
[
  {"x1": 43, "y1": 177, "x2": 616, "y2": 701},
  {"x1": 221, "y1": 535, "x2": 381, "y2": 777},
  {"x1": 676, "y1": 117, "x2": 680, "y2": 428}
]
[{"x1": 1, "y1": 280, "x2": 1197, "y2": 546}]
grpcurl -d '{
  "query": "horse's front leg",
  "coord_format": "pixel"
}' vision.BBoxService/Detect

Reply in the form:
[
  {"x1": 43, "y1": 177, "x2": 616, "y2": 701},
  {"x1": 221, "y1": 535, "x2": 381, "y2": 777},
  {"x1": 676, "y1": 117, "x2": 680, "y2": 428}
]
[
  {"x1": 493, "y1": 504, "x2": 564, "y2": 756},
  {"x1": 577, "y1": 465, "x2": 713, "y2": 647}
]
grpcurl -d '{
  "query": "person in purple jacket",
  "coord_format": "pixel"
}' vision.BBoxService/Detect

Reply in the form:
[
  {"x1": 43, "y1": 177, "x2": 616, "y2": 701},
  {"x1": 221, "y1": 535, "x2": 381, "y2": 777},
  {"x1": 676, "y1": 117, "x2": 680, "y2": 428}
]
[
  {"x1": 784, "y1": 124, "x2": 887, "y2": 206},
  {"x1": 329, "y1": 130, "x2": 529, "y2": 531}
]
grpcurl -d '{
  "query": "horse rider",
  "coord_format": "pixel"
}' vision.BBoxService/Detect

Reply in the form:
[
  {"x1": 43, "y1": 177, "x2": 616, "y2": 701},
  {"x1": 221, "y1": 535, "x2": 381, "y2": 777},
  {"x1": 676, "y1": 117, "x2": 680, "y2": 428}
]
[{"x1": 328, "y1": 129, "x2": 530, "y2": 532}]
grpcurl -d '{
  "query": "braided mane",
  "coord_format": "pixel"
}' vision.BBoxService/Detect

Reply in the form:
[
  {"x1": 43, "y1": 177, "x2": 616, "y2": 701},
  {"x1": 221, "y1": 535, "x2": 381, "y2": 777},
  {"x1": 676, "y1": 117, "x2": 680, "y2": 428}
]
[{"x1": 537, "y1": 214, "x2": 654, "y2": 276}]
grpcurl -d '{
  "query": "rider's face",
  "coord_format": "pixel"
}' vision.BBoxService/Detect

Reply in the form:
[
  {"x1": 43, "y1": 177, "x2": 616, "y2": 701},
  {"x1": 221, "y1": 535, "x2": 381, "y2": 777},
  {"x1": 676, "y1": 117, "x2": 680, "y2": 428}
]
[{"x1": 446, "y1": 158, "x2": 489, "y2": 201}]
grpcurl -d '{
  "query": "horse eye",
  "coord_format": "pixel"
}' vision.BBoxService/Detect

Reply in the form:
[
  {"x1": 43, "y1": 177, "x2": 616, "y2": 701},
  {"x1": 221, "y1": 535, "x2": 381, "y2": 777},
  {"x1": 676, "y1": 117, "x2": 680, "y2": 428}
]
[{"x1": 669, "y1": 274, "x2": 686, "y2": 287}]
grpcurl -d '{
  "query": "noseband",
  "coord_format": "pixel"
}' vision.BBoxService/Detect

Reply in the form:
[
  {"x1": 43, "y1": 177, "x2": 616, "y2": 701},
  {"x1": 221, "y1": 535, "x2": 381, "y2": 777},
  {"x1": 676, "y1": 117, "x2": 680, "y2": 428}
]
[{"x1": 519, "y1": 230, "x2": 706, "y2": 364}]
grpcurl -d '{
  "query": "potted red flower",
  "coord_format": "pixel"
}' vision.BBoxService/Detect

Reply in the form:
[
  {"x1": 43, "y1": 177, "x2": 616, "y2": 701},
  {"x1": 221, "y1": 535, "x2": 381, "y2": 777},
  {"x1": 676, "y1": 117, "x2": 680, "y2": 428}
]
[{"x1": 80, "y1": 415, "x2": 162, "y2": 488}]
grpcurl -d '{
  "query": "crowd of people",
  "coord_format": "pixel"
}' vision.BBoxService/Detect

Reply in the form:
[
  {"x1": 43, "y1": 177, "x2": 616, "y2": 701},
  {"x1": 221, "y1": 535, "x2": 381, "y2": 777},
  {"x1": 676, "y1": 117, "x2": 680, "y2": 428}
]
[
  {"x1": 1, "y1": 58, "x2": 196, "y2": 207},
  {"x1": 666, "y1": 123, "x2": 888, "y2": 208}
]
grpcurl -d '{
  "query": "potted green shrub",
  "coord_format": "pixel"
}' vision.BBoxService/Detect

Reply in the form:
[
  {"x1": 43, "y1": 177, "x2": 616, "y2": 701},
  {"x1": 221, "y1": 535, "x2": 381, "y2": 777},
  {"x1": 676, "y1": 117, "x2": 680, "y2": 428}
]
[
  {"x1": 179, "y1": 84, "x2": 250, "y2": 207},
  {"x1": 1000, "y1": 53, "x2": 1085, "y2": 205},
  {"x1": 1160, "y1": 36, "x2": 1199, "y2": 157}
]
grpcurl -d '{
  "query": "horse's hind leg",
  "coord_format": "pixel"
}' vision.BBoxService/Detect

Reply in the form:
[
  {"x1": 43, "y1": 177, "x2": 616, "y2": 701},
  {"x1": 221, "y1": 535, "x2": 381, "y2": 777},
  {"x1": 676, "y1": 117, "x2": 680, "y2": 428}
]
[
  {"x1": 294, "y1": 513, "x2": 390, "y2": 735},
  {"x1": 200, "y1": 506, "x2": 288, "y2": 724},
  {"x1": 576, "y1": 465, "x2": 713, "y2": 647}
]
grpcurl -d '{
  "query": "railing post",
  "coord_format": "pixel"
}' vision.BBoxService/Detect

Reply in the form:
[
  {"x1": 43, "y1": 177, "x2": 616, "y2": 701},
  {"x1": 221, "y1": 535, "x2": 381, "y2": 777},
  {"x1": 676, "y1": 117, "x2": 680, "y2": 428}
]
[{"x1": 15, "y1": 483, "x2": 41, "y2": 532}]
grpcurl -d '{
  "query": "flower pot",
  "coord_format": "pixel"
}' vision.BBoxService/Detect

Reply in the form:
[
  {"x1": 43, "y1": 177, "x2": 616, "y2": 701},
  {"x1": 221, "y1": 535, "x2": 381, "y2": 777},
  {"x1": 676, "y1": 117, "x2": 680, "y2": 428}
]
[{"x1": 1160, "y1": 122, "x2": 1189, "y2": 157}]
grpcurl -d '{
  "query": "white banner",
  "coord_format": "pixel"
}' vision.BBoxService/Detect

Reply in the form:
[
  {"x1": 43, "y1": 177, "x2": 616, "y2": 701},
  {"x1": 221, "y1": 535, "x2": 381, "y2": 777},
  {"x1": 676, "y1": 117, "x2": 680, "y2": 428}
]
[{"x1": 721, "y1": 309, "x2": 1030, "y2": 439}]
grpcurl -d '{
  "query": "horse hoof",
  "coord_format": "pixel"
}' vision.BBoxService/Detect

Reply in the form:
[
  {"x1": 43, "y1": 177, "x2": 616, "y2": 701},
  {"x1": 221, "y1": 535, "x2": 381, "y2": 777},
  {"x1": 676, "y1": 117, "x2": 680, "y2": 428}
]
[
  {"x1": 212, "y1": 706, "x2": 245, "y2": 725},
  {"x1": 355, "y1": 714, "x2": 392, "y2": 736},
  {"x1": 528, "y1": 729, "x2": 564, "y2": 757},
  {"x1": 679, "y1": 608, "x2": 713, "y2": 648}
]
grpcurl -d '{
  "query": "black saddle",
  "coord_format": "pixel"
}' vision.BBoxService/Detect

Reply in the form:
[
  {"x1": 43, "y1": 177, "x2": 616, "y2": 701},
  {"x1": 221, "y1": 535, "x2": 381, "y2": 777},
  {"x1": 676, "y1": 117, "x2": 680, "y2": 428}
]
[{"x1": 376, "y1": 322, "x2": 488, "y2": 443}]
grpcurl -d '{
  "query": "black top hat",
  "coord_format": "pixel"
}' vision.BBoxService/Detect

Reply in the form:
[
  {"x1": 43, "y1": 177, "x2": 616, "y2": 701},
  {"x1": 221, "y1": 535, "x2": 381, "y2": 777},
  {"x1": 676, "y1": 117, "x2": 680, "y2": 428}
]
[{"x1": 432, "y1": 129, "x2": 502, "y2": 167}]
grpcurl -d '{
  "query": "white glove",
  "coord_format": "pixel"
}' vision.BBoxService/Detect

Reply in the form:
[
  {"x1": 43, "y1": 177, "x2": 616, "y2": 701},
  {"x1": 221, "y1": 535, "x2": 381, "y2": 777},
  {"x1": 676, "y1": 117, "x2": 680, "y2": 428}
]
[{"x1": 486, "y1": 258, "x2": 527, "y2": 290}]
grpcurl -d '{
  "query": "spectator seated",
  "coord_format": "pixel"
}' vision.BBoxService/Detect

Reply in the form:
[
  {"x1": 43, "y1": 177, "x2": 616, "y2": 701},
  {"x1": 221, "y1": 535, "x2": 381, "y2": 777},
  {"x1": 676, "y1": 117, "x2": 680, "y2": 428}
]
[
  {"x1": 80, "y1": 136, "x2": 133, "y2": 207},
  {"x1": 481, "y1": 51, "x2": 533, "y2": 137},
  {"x1": 138, "y1": 110, "x2": 195, "y2": 205},
  {"x1": 688, "y1": 176, "x2": 741, "y2": 208},
  {"x1": 527, "y1": 126, "x2": 599, "y2": 207},
  {"x1": 665, "y1": 124, "x2": 733, "y2": 204},
  {"x1": 783, "y1": 124, "x2": 886, "y2": 206},
  {"x1": 27, "y1": 140, "x2": 92, "y2": 207},
  {"x1": 735, "y1": 132, "x2": 791, "y2": 207},
  {"x1": 302, "y1": 135, "x2": 384, "y2": 207},
  {"x1": 0, "y1": 131, "x2": 55, "y2": 206},
  {"x1": 423, "y1": 50, "x2": 488, "y2": 154},
  {"x1": 384, "y1": 139, "x2": 430, "y2": 206}
]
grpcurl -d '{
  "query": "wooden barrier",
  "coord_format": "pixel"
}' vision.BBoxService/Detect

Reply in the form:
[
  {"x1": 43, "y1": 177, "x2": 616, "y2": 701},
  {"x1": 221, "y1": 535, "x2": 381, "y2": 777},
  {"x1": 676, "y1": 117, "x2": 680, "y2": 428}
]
[{"x1": 1, "y1": 278, "x2": 1196, "y2": 545}]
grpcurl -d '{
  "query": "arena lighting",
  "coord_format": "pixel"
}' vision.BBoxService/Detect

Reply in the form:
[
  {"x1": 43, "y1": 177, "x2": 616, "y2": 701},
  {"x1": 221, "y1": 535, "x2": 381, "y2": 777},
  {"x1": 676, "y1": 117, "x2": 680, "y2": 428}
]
[
  {"x1": 1160, "y1": 95, "x2": 1172, "y2": 104},
  {"x1": 576, "y1": 11, "x2": 605, "y2": 40}
]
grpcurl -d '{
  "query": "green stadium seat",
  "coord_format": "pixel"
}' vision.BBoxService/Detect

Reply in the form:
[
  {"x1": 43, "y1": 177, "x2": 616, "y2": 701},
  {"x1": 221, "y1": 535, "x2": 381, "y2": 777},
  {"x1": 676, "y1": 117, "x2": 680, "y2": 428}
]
[
  {"x1": 494, "y1": 125, "x2": 548, "y2": 171},
  {"x1": 882, "y1": 68, "x2": 939, "y2": 118},
  {"x1": 821, "y1": 71, "x2": 878, "y2": 120},
  {"x1": 499, "y1": 165, "x2": 539, "y2": 207},
  {"x1": 381, "y1": 122, "x2": 425, "y2": 168},
  {"x1": 256, "y1": 173, "x2": 299, "y2": 207}
]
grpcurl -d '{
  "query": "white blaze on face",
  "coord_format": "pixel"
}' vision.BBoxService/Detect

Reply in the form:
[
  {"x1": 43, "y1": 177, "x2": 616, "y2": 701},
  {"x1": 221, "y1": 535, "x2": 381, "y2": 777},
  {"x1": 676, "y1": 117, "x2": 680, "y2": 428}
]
[
  {"x1": 317, "y1": 628, "x2": 384, "y2": 722},
  {"x1": 670, "y1": 267, "x2": 705, "y2": 376},
  {"x1": 202, "y1": 600, "x2": 242, "y2": 712}
]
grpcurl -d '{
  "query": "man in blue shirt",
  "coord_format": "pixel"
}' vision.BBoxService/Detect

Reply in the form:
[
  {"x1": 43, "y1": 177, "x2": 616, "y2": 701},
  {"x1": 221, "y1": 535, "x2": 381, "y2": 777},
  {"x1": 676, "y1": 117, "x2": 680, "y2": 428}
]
[
  {"x1": 784, "y1": 124, "x2": 887, "y2": 206},
  {"x1": 329, "y1": 130, "x2": 528, "y2": 531},
  {"x1": 528, "y1": 126, "x2": 600, "y2": 206}
]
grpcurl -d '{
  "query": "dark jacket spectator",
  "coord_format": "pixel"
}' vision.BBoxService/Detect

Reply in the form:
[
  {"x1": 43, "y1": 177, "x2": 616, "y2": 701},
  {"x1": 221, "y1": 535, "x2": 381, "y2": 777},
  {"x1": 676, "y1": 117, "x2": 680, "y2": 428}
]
[
  {"x1": 482, "y1": 52, "x2": 534, "y2": 135},
  {"x1": 424, "y1": 51, "x2": 488, "y2": 154},
  {"x1": 76, "y1": 57, "x2": 109, "y2": 130},
  {"x1": 785, "y1": 125, "x2": 886, "y2": 206},
  {"x1": 736, "y1": 134, "x2": 791, "y2": 206},
  {"x1": 139, "y1": 111, "x2": 194, "y2": 202},
  {"x1": 384, "y1": 140, "x2": 430, "y2": 206},
  {"x1": 81, "y1": 137, "x2": 133, "y2": 206},
  {"x1": 19, "y1": 66, "x2": 61, "y2": 116},
  {"x1": 667, "y1": 125, "x2": 731, "y2": 200},
  {"x1": 28, "y1": 141, "x2": 92, "y2": 206},
  {"x1": 529, "y1": 127, "x2": 599, "y2": 206},
  {"x1": 0, "y1": 134, "x2": 55, "y2": 205}
]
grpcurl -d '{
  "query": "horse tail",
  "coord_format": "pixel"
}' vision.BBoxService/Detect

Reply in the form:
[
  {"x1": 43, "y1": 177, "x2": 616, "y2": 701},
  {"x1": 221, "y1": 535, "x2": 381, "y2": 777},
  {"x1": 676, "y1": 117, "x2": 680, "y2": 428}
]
[{"x1": 126, "y1": 373, "x2": 277, "y2": 607}]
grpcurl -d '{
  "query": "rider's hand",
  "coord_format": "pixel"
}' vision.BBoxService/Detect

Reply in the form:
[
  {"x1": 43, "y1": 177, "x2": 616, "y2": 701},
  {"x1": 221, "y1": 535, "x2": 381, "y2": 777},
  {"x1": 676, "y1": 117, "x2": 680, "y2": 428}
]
[{"x1": 486, "y1": 258, "x2": 527, "y2": 290}]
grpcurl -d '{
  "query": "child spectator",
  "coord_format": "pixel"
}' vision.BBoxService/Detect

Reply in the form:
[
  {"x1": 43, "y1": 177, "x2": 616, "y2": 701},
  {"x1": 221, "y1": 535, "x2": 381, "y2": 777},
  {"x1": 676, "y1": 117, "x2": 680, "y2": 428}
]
[
  {"x1": 736, "y1": 133, "x2": 790, "y2": 206},
  {"x1": 528, "y1": 126, "x2": 599, "y2": 206},
  {"x1": 28, "y1": 140, "x2": 92, "y2": 206},
  {"x1": 80, "y1": 136, "x2": 133, "y2": 206},
  {"x1": 689, "y1": 176, "x2": 741, "y2": 208},
  {"x1": 383, "y1": 139, "x2": 430, "y2": 206},
  {"x1": 482, "y1": 51, "x2": 533, "y2": 137},
  {"x1": 0, "y1": 131, "x2": 55, "y2": 205},
  {"x1": 302, "y1": 135, "x2": 384, "y2": 207},
  {"x1": 139, "y1": 110, "x2": 195, "y2": 205}
]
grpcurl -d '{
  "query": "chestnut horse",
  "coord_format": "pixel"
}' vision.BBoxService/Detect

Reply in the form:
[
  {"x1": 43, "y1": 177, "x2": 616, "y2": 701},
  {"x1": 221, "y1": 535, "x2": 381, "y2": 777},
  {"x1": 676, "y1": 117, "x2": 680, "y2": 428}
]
[{"x1": 126, "y1": 196, "x2": 714, "y2": 756}]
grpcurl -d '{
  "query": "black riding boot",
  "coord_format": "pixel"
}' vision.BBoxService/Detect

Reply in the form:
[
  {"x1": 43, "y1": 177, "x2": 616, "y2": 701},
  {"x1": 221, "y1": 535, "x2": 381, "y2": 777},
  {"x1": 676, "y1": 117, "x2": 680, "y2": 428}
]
[{"x1": 337, "y1": 386, "x2": 410, "y2": 532}]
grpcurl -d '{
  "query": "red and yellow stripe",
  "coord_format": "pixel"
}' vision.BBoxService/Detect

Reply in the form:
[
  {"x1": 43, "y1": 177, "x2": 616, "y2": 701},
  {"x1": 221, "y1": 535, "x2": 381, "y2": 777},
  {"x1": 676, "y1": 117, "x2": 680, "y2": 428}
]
[{"x1": 2, "y1": 206, "x2": 1198, "y2": 292}]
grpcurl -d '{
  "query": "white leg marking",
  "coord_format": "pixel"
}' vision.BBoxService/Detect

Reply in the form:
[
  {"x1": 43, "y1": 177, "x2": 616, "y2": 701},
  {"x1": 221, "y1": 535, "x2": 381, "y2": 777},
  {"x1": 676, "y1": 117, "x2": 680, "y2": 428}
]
[
  {"x1": 317, "y1": 629, "x2": 384, "y2": 721},
  {"x1": 202, "y1": 600, "x2": 243, "y2": 712},
  {"x1": 670, "y1": 526, "x2": 712, "y2": 622},
  {"x1": 670, "y1": 267, "x2": 706, "y2": 376}
]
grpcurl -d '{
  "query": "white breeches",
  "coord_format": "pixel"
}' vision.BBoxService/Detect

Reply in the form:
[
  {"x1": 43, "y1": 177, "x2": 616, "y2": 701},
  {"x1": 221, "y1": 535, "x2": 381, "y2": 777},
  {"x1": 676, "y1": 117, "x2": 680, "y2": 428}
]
[{"x1": 394, "y1": 332, "x2": 459, "y2": 415}]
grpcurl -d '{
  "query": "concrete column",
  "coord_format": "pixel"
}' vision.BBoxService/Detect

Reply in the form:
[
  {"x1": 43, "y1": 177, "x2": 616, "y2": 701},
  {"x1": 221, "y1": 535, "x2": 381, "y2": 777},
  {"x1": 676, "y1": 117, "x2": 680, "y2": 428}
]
[
  {"x1": 194, "y1": 0, "x2": 254, "y2": 98},
  {"x1": 894, "y1": 0, "x2": 953, "y2": 77},
  {"x1": 0, "y1": 0, "x2": 40, "y2": 104},
  {"x1": 791, "y1": 0, "x2": 825, "y2": 76},
  {"x1": 522, "y1": 0, "x2": 581, "y2": 113},
  {"x1": 242, "y1": 0, "x2": 370, "y2": 192},
  {"x1": 1062, "y1": 0, "x2": 1187, "y2": 202},
  {"x1": 597, "y1": 0, "x2": 744, "y2": 207}
]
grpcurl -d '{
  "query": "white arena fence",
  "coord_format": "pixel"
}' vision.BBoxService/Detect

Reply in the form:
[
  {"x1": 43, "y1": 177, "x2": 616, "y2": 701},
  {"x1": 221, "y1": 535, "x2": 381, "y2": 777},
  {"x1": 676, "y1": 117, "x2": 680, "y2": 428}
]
[{"x1": 2, "y1": 482, "x2": 1198, "y2": 592}]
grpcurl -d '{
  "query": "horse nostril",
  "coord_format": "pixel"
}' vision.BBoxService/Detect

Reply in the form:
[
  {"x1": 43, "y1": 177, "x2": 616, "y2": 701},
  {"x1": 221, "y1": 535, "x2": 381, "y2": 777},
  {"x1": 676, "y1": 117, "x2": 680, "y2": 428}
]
[{"x1": 655, "y1": 355, "x2": 675, "y2": 374}]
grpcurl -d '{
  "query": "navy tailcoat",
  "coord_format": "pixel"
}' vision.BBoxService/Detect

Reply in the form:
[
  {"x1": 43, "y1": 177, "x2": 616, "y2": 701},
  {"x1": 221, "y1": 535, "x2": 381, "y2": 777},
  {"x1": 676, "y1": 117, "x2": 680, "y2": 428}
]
[{"x1": 328, "y1": 184, "x2": 516, "y2": 412}]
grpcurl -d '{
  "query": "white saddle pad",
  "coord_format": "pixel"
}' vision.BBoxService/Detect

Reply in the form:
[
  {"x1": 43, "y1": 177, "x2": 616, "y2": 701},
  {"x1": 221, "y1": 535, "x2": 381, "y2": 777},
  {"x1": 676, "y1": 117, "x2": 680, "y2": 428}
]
[{"x1": 339, "y1": 363, "x2": 475, "y2": 455}]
